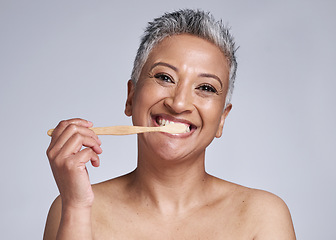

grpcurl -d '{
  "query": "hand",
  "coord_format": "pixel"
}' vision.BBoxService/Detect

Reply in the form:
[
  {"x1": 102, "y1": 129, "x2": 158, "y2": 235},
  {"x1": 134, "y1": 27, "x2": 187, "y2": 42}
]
[{"x1": 46, "y1": 118, "x2": 102, "y2": 209}]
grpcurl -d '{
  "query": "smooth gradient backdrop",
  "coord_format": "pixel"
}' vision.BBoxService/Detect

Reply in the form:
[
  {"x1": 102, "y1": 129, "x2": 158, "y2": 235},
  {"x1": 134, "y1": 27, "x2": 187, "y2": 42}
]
[{"x1": 1, "y1": 0, "x2": 335, "y2": 239}]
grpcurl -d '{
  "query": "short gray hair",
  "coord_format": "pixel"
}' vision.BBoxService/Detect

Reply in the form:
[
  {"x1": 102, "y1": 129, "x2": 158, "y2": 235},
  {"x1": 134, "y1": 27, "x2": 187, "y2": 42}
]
[{"x1": 131, "y1": 9, "x2": 238, "y2": 105}]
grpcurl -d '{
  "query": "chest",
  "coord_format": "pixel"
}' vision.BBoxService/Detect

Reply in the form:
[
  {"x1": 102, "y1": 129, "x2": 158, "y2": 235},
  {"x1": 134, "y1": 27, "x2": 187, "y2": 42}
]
[{"x1": 92, "y1": 205, "x2": 255, "y2": 240}]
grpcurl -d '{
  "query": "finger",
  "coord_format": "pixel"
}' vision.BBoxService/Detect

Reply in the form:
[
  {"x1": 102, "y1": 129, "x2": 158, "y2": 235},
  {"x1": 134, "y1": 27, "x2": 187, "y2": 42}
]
[
  {"x1": 58, "y1": 132, "x2": 103, "y2": 158},
  {"x1": 47, "y1": 118, "x2": 92, "y2": 155},
  {"x1": 52, "y1": 123, "x2": 100, "y2": 151},
  {"x1": 74, "y1": 147, "x2": 100, "y2": 168},
  {"x1": 48, "y1": 123, "x2": 101, "y2": 159},
  {"x1": 49, "y1": 118, "x2": 93, "y2": 145}
]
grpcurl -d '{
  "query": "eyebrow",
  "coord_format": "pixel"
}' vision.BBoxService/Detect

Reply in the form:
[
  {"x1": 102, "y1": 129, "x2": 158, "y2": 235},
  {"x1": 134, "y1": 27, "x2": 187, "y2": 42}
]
[
  {"x1": 150, "y1": 62, "x2": 178, "y2": 72},
  {"x1": 150, "y1": 61, "x2": 223, "y2": 88},
  {"x1": 198, "y1": 73, "x2": 223, "y2": 88}
]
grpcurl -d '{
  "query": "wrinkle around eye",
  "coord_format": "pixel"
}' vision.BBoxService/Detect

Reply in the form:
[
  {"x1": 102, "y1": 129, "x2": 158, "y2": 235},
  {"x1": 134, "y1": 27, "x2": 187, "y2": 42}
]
[
  {"x1": 154, "y1": 73, "x2": 175, "y2": 84},
  {"x1": 198, "y1": 84, "x2": 217, "y2": 93},
  {"x1": 195, "y1": 83, "x2": 221, "y2": 95}
]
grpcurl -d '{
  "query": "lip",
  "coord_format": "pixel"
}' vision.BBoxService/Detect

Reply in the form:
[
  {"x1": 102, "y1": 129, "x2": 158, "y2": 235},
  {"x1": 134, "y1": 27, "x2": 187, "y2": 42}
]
[{"x1": 151, "y1": 114, "x2": 197, "y2": 137}]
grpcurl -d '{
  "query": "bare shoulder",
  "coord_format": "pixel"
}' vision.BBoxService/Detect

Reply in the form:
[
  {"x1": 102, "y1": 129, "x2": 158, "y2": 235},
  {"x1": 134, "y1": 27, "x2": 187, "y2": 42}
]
[
  {"x1": 247, "y1": 188, "x2": 296, "y2": 239},
  {"x1": 242, "y1": 187, "x2": 289, "y2": 212},
  {"x1": 91, "y1": 173, "x2": 133, "y2": 214},
  {"x1": 92, "y1": 173, "x2": 131, "y2": 200},
  {"x1": 43, "y1": 195, "x2": 62, "y2": 240},
  {"x1": 211, "y1": 178, "x2": 296, "y2": 239},
  {"x1": 245, "y1": 188, "x2": 292, "y2": 220},
  {"x1": 228, "y1": 183, "x2": 296, "y2": 240},
  {"x1": 43, "y1": 176, "x2": 129, "y2": 239}
]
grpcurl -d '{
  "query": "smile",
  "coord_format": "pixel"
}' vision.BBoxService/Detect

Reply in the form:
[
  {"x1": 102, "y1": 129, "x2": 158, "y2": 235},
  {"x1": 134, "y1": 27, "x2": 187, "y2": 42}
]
[{"x1": 155, "y1": 116, "x2": 196, "y2": 133}]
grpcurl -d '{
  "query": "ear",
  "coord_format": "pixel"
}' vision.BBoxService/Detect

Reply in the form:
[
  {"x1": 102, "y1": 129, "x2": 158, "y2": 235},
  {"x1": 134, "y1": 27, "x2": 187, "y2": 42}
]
[
  {"x1": 124, "y1": 80, "x2": 135, "y2": 117},
  {"x1": 215, "y1": 103, "x2": 232, "y2": 138}
]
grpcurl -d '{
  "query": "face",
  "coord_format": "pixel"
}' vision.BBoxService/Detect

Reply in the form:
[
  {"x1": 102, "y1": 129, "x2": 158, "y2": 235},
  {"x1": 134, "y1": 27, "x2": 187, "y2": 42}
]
[{"x1": 125, "y1": 34, "x2": 232, "y2": 161}]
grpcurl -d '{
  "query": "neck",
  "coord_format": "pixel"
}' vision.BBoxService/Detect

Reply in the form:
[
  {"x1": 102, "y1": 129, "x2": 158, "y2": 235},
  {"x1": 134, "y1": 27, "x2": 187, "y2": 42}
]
[{"x1": 128, "y1": 146, "x2": 212, "y2": 216}]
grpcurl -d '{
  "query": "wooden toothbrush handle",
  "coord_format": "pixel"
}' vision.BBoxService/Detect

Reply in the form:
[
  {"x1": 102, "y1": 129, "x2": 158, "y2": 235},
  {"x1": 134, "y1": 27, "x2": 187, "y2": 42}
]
[
  {"x1": 90, "y1": 126, "x2": 156, "y2": 135},
  {"x1": 47, "y1": 126, "x2": 158, "y2": 136}
]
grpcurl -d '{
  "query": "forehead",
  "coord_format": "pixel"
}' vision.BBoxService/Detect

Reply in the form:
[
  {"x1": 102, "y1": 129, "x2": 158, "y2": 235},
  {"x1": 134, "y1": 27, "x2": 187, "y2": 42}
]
[{"x1": 144, "y1": 34, "x2": 229, "y2": 80}]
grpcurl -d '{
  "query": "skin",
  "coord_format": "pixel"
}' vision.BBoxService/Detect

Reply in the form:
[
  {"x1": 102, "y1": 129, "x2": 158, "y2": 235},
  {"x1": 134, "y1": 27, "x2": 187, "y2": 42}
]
[{"x1": 44, "y1": 34, "x2": 296, "y2": 240}]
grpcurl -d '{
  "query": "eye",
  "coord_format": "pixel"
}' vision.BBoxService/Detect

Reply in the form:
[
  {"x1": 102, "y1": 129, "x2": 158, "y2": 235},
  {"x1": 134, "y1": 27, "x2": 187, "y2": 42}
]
[
  {"x1": 154, "y1": 73, "x2": 174, "y2": 83},
  {"x1": 197, "y1": 84, "x2": 218, "y2": 93}
]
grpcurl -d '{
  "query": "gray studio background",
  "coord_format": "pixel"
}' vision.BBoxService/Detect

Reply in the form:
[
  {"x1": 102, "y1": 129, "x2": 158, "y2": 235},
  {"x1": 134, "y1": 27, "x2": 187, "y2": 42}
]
[{"x1": 1, "y1": 0, "x2": 335, "y2": 239}]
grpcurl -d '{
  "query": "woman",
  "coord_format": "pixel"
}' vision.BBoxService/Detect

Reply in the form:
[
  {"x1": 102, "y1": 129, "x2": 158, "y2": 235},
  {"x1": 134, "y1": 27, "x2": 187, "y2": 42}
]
[{"x1": 44, "y1": 9, "x2": 296, "y2": 239}]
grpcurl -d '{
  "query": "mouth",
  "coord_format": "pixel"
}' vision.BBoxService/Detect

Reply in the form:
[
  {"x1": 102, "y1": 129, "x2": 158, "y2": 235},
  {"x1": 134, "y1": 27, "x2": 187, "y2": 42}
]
[{"x1": 154, "y1": 115, "x2": 196, "y2": 133}]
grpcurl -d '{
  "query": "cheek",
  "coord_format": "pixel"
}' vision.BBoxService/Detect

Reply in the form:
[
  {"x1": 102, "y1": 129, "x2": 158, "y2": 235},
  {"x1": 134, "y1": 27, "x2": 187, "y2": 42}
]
[
  {"x1": 198, "y1": 99, "x2": 224, "y2": 124},
  {"x1": 131, "y1": 84, "x2": 165, "y2": 122},
  {"x1": 135, "y1": 85, "x2": 161, "y2": 106},
  {"x1": 136, "y1": 81, "x2": 171, "y2": 106}
]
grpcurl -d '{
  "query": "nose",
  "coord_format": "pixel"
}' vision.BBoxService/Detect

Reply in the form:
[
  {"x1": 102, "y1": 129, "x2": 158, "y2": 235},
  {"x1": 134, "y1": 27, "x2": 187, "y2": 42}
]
[{"x1": 163, "y1": 82, "x2": 194, "y2": 114}]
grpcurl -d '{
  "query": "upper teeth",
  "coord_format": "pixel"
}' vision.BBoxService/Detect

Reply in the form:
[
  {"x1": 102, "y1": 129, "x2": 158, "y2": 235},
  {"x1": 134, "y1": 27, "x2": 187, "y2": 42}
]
[{"x1": 157, "y1": 118, "x2": 190, "y2": 133}]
